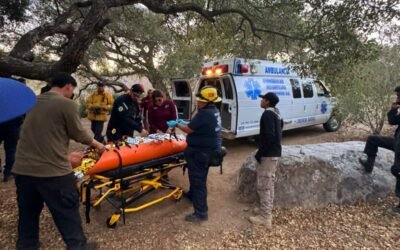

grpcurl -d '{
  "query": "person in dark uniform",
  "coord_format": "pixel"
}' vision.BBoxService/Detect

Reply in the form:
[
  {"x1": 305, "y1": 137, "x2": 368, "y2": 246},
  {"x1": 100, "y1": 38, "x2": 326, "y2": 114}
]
[
  {"x1": 106, "y1": 84, "x2": 149, "y2": 141},
  {"x1": 168, "y1": 85, "x2": 222, "y2": 222},
  {"x1": 0, "y1": 78, "x2": 26, "y2": 182},
  {"x1": 0, "y1": 115, "x2": 24, "y2": 182},
  {"x1": 359, "y1": 86, "x2": 400, "y2": 173}
]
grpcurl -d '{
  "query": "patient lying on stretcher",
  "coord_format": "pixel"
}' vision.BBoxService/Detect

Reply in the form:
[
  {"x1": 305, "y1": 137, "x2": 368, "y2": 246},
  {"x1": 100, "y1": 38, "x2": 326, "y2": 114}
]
[{"x1": 70, "y1": 133, "x2": 187, "y2": 178}]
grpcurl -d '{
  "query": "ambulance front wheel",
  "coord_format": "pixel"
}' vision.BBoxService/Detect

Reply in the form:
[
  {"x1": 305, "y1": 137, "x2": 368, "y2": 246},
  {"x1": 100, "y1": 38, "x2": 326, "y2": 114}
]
[{"x1": 323, "y1": 115, "x2": 340, "y2": 132}]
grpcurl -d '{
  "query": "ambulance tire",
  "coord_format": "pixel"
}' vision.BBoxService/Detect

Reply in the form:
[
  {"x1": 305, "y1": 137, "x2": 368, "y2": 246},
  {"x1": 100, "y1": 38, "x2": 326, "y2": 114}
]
[{"x1": 323, "y1": 115, "x2": 340, "y2": 132}]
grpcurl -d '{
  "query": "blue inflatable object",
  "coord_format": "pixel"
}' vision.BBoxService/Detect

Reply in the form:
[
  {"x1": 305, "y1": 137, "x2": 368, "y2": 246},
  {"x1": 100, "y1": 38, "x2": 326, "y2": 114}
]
[{"x1": 0, "y1": 77, "x2": 36, "y2": 124}]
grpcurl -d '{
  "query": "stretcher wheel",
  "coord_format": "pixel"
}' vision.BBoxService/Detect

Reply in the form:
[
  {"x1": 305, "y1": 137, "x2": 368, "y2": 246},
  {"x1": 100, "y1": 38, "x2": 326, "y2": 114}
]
[
  {"x1": 172, "y1": 190, "x2": 183, "y2": 201},
  {"x1": 106, "y1": 214, "x2": 120, "y2": 228}
]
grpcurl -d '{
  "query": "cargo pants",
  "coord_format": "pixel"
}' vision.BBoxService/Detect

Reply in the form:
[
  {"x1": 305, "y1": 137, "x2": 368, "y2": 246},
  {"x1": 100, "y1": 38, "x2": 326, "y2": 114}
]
[{"x1": 257, "y1": 157, "x2": 279, "y2": 217}]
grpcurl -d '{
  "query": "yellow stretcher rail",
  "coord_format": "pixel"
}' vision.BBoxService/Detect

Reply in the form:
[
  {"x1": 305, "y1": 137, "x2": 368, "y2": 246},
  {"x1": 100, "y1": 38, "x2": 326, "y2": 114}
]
[{"x1": 80, "y1": 158, "x2": 186, "y2": 228}]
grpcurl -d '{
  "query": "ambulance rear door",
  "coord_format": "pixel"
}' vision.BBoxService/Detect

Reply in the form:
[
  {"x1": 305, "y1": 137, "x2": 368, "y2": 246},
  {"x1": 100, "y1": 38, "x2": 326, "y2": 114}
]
[
  {"x1": 197, "y1": 76, "x2": 237, "y2": 138},
  {"x1": 170, "y1": 78, "x2": 192, "y2": 120},
  {"x1": 220, "y1": 75, "x2": 237, "y2": 136}
]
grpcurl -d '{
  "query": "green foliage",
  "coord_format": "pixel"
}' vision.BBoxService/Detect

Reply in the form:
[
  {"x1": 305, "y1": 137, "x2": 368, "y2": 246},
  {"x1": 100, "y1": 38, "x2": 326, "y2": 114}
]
[
  {"x1": 0, "y1": 0, "x2": 29, "y2": 26},
  {"x1": 334, "y1": 45, "x2": 400, "y2": 134},
  {"x1": 1, "y1": 0, "x2": 399, "y2": 93}
]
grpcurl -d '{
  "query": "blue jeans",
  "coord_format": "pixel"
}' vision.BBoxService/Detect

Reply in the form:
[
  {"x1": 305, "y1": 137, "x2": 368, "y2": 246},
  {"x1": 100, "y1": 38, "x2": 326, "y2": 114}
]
[
  {"x1": 184, "y1": 147, "x2": 211, "y2": 216},
  {"x1": 0, "y1": 125, "x2": 20, "y2": 175}
]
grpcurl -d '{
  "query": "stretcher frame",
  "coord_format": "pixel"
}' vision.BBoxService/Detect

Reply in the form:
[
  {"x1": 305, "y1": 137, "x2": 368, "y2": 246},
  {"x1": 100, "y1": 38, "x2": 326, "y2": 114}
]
[{"x1": 79, "y1": 154, "x2": 186, "y2": 228}]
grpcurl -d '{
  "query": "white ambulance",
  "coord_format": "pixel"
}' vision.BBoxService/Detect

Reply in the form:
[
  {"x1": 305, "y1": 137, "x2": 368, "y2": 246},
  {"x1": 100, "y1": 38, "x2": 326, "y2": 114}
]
[{"x1": 171, "y1": 58, "x2": 339, "y2": 139}]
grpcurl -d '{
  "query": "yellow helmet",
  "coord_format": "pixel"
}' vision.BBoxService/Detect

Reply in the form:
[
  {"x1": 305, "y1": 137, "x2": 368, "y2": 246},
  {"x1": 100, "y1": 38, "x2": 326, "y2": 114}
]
[{"x1": 196, "y1": 85, "x2": 222, "y2": 103}]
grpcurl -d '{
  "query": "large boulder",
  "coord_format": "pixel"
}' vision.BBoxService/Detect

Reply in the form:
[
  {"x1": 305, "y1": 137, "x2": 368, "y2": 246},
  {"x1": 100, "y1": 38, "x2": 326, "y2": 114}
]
[{"x1": 237, "y1": 141, "x2": 396, "y2": 208}]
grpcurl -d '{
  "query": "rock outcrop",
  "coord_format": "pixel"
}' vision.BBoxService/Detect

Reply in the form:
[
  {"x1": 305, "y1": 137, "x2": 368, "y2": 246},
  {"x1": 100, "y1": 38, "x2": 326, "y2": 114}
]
[{"x1": 237, "y1": 141, "x2": 396, "y2": 208}]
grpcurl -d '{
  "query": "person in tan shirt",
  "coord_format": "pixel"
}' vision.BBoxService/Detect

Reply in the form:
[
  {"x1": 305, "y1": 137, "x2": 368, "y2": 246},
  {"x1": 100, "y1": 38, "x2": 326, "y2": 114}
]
[{"x1": 12, "y1": 72, "x2": 104, "y2": 250}]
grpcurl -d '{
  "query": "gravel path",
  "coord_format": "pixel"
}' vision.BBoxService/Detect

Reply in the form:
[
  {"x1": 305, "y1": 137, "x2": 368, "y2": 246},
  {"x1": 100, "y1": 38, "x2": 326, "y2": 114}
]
[{"x1": 1, "y1": 121, "x2": 399, "y2": 249}]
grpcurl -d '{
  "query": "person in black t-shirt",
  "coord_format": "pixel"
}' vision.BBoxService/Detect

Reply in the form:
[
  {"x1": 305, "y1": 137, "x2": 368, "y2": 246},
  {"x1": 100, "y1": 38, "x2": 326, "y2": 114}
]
[
  {"x1": 249, "y1": 92, "x2": 283, "y2": 228},
  {"x1": 168, "y1": 85, "x2": 222, "y2": 222}
]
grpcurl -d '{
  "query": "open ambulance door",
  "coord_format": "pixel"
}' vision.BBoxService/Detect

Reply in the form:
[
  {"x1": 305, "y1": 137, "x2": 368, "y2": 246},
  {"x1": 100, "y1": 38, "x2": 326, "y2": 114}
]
[
  {"x1": 219, "y1": 75, "x2": 237, "y2": 135},
  {"x1": 170, "y1": 78, "x2": 192, "y2": 120},
  {"x1": 197, "y1": 76, "x2": 237, "y2": 138}
]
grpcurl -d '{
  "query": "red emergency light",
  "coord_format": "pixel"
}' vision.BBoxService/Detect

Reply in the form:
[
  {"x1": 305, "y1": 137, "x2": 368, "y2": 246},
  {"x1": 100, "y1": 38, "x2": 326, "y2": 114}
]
[
  {"x1": 201, "y1": 67, "x2": 212, "y2": 75},
  {"x1": 201, "y1": 64, "x2": 229, "y2": 76},
  {"x1": 215, "y1": 64, "x2": 229, "y2": 74},
  {"x1": 238, "y1": 64, "x2": 248, "y2": 73}
]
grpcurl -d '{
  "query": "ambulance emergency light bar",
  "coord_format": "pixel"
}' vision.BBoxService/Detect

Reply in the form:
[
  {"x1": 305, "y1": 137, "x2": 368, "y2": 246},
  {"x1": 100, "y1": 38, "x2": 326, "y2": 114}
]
[
  {"x1": 201, "y1": 64, "x2": 229, "y2": 76},
  {"x1": 201, "y1": 63, "x2": 249, "y2": 76}
]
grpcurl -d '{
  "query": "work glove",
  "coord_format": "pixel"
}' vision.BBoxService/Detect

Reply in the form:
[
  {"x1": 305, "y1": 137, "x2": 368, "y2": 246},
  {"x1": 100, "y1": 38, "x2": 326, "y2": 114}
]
[
  {"x1": 177, "y1": 119, "x2": 187, "y2": 126},
  {"x1": 167, "y1": 120, "x2": 178, "y2": 128}
]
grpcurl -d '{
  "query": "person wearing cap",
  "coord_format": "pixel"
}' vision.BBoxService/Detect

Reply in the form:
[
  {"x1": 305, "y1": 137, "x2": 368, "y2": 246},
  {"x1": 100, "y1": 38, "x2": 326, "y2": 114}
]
[
  {"x1": 359, "y1": 86, "x2": 400, "y2": 174},
  {"x1": 147, "y1": 89, "x2": 177, "y2": 134},
  {"x1": 360, "y1": 86, "x2": 400, "y2": 212},
  {"x1": 86, "y1": 82, "x2": 114, "y2": 142},
  {"x1": 106, "y1": 84, "x2": 149, "y2": 141},
  {"x1": 12, "y1": 72, "x2": 104, "y2": 249},
  {"x1": 167, "y1": 85, "x2": 222, "y2": 222},
  {"x1": 249, "y1": 92, "x2": 283, "y2": 228}
]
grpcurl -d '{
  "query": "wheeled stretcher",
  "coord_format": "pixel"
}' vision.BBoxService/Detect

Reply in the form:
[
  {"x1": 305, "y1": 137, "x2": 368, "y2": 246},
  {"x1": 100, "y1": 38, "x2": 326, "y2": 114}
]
[{"x1": 74, "y1": 134, "x2": 188, "y2": 228}]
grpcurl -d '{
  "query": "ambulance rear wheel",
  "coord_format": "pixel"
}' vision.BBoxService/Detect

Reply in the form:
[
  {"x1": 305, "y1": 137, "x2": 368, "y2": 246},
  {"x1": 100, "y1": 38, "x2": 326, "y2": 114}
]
[{"x1": 323, "y1": 115, "x2": 340, "y2": 132}]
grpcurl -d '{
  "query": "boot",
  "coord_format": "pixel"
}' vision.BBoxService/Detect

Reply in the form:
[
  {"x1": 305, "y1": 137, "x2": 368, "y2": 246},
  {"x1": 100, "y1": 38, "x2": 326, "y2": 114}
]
[
  {"x1": 391, "y1": 200, "x2": 400, "y2": 214},
  {"x1": 248, "y1": 215, "x2": 272, "y2": 229},
  {"x1": 185, "y1": 213, "x2": 208, "y2": 222},
  {"x1": 395, "y1": 176, "x2": 400, "y2": 198},
  {"x1": 358, "y1": 156, "x2": 375, "y2": 173}
]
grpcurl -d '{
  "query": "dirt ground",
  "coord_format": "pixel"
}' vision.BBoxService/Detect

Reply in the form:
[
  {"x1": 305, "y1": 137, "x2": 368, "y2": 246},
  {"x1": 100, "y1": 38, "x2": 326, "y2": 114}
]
[{"x1": 1, "y1": 120, "x2": 399, "y2": 249}]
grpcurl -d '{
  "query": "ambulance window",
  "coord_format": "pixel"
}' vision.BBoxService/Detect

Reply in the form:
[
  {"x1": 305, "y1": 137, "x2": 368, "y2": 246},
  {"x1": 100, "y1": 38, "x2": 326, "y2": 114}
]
[
  {"x1": 314, "y1": 81, "x2": 329, "y2": 97},
  {"x1": 302, "y1": 82, "x2": 314, "y2": 98},
  {"x1": 290, "y1": 79, "x2": 301, "y2": 99},
  {"x1": 174, "y1": 81, "x2": 190, "y2": 97},
  {"x1": 200, "y1": 79, "x2": 223, "y2": 97},
  {"x1": 222, "y1": 78, "x2": 233, "y2": 99}
]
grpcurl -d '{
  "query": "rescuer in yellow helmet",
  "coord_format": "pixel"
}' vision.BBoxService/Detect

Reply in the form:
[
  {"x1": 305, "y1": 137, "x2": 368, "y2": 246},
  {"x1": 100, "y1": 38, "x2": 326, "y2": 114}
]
[{"x1": 167, "y1": 85, "x2": 222, "y2": 222}]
